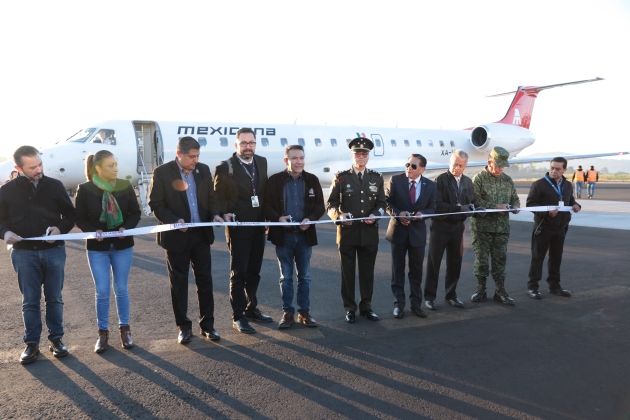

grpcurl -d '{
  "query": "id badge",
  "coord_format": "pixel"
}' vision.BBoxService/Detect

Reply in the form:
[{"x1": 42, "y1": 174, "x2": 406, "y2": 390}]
[
  {"x1": 251, "y1": 195, "x2": 260, "y2": 208},
  {"x1": 559, "y1": 200, "x2": 564, "y2": 207}
]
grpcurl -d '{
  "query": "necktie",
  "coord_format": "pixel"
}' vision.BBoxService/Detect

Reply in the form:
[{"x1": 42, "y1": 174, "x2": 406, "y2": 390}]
[
  {"x1": 410, "y1": 180, "x2": 416, "y2": 204},
  {"x1": 358, "y1": 172, "x2": 362, "y2": 182}
]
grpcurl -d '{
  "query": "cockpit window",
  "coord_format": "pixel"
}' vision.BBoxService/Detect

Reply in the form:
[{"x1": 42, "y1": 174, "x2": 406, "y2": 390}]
[
  {"x1": 90, "y1": 129, "x2": 116, "y2": 145},
  {"x1": 66, "y1": 128, "x2": 96, "y2": 142}
]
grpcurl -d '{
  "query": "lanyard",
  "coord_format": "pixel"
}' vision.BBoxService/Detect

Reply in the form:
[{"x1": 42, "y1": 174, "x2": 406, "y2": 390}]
[
  {"x1": 449, "y1": 175, "x2": 462, "y2": 202},
  {"x1": 544, "y1": 175, "x2": 563, "y2": 200},
  {"x1": 237, "y1": 158, "x2": 257, "y2": 196}
]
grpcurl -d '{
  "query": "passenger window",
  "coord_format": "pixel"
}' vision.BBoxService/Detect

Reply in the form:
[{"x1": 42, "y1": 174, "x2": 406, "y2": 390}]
[
  {"x1": 450, "y1": 140, "x2": 455, "y2": 147},
  {"x1": 416, "y1": 140, "x2": 422, "y2": 147},
  {"x1": 404, "y1": 140, "x2": 410, "y2": 147},
  {"x1": 198, "y1": 137, "x2": 207, "y2": 147},
  {"x1": 428, "y1": 140, "x2": 434, "y2": 147},
  {"x1": 261, "y1": 138, "x2": 269, "y2": 147},
  {"x1": 298, "y1": 138, "x2": 305, "y2": 147},
  {"x1": 346, "y1": 139, "x2": 351, "y2": 145},
  {"x1": 281, "y1": 138, "x2": 288, "y2": 146},
  {"x1": 391, "y1": 140, "x2": 397, "y2": 147},
  {"x1": 375, "y1": 139, "x2": 382, "y2": 147},
  {"x1": 91, "y1": 129, "x2": 116, "y2": 145},
  {"x1": 220, "y1": 137, "x2": 228, "y2": 147},
  {"x1": 330, "y1": 138, "x2": 338, "y2": 147},
  {"x1": 439, "y1": 141, "x2": 445, "y2": 148},
  {"x1": 315, "y1": 138, "x2": 322, "y2": 147}
]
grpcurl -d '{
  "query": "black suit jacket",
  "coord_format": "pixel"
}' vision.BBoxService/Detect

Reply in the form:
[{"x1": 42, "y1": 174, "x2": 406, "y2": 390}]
[
  {"x1": 148, "y1": 159, "x2": 221, "y2": 251},
  {"x1": 385, "y1": 173, "x2": 437, "y2": 247},
  {"x1": 214, "y1": 153, "x2": 268, "y2": 239},
  {"x1": 75, "y1": 179, "x2": 141, "y2": 250}
]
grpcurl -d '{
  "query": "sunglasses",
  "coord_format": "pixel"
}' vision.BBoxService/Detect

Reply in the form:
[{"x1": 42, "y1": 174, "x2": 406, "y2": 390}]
[{"x1": 405, "y1": 163, "x2": 418, "y2": 170}]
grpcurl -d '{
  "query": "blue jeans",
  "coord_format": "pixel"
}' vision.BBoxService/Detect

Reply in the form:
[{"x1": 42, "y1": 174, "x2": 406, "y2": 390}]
[
  {"x1": 587, "y1": 182, "x2": 596, "y2": 197},
  {"x1": 87, "y1": 245, "x2": 134, "y2": 330},
  {"x1": 11, "y1": 246, "x2": 66, "y2": 344},
  {"x1": 275, "y1": 232, "x2": 312, "y2": 314},
  {"x1": 574, "y1": 181, "x2": 583, "y2": 196}
]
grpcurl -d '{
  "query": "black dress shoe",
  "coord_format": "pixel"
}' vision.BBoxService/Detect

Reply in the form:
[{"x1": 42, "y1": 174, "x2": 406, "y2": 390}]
[
  {"x1": 445, "y1": 298, "x2": 465, "y2": 308},
  {"x1": 178, "y1": 330, "x2": 192, "y2": 344},
  {"x1": 233, "y1": 319, "x2": 256, "y2": 334},
  {"x1": 49, "y1": 338, "x2": 69, "y2": 358},
  {"x1": 244, "y1": 308, "x2": 273, "y2": 323},
  {"x1": 393, "y1": 307, "x2": 404, "y2": 318},
  {"x1": 345, "y1": 311, "x2": 356, "y2": 323},
  {"x1": 359, "y1": 309, "x2": 379, "y2": 321},
  {"x1": 200, "y1": 329, "x2": 220, "y2": 341},
  {"x1": 528, "y1": 289, "x2": 542, "y2": 299},
  {"x1": 549, "y1": 288, "x2": 571, "y2": 297},
  {"x1": 20, "y1": 344, "x2": 39, "y2": 364},
  {"x1": 425, "y1": 300, "x2": 437, "y2": 310},
  {"x1": 410, "y1": 307, "x2": 428, "y2": 318},
  {"x1": 493, "y1": 292, "x2": 515, "y2": 306}
]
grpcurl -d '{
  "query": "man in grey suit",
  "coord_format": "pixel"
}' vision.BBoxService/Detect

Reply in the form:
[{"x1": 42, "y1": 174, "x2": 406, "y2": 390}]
[{"x1": 385, "y1": 154, "x2": 436, "y2": 318}]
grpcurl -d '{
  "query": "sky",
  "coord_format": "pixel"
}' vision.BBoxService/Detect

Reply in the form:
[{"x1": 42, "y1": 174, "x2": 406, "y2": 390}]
[{"x1": 1, "y1": 0, "x2": 629, "y2": 166}]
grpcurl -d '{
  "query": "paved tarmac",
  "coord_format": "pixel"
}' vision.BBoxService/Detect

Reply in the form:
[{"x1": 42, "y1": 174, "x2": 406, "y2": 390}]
[{"x1": 0, "y1": 184, "x2": 629, "y2": 419}]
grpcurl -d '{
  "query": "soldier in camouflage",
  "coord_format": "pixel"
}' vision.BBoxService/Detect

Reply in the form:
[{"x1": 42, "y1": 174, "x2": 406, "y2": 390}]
[{"x1": 470, "y1": 147, "x2": 520, "y2": 305}]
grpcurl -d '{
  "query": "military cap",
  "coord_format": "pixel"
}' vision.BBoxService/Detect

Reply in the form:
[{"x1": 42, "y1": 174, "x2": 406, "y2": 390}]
[
  {"x1": 578, "y1": 165, "x2": 582, "y2": 169},
  {"x1": 348, "y1": 137, "x2": 374, "y2": 153},
  {"x1": 489, "y1": 146, "x2": 510, "y2": 167}
]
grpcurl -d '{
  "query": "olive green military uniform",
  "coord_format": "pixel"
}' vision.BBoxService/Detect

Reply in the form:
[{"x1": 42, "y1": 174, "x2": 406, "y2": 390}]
[
  {"x1": 327, "y1": 167, "x2": 386, "y2": 312},
  {"x1": 471, "y1": 167, "x2": 520, "y2": 293}
]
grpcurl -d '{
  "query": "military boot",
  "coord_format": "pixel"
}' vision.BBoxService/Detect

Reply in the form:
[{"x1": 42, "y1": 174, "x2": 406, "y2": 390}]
[
  {"x1": 471, "y1": 277, "x2": 487, "y2": 302},
  {"x1": 493, "y1": 278, "x2": 515, "y2": 306}
]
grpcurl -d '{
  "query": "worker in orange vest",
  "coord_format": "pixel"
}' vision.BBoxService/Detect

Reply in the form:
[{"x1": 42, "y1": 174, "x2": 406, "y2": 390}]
[
  {"x1": 571, "y1": 165, "x2": 586, "y2": 198},
  {"x1": 586, "y1": 166, "x2": 599, "y2": 199}
]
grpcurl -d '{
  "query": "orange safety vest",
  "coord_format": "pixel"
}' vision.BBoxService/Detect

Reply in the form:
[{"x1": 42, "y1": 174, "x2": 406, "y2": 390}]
[
  {"x1": 573, "y1": 170, "x2": 585, "y2": 182},
  {"x1": 587, "y1": 170, "x2": 598, "y2": 182}
]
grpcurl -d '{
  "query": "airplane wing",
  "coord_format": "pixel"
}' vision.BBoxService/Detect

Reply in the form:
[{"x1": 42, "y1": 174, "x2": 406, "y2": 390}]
[{"x1": 371, "y1": 151, "x2": 628, "y2": 174}]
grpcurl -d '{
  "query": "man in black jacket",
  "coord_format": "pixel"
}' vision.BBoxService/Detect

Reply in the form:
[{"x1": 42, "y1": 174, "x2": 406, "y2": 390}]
[
  {"x1": 149, "y1": 137, "x2": 224, "y2": 344},
  {"x1": 214, "y1": 128, "x2": 271, "y2": 334},
  {"x1": 424, "y1": 150, "x2": 479, "y2": 310},
  {"x1": 264, "y1": 145, "x2": 325, "y2": 329},
  {"x1": 0, "y1": 146, "x2": 76, "y2": 364},
  {"x1": 526, "y1": 157, "x2": 581, "y2": 298}
]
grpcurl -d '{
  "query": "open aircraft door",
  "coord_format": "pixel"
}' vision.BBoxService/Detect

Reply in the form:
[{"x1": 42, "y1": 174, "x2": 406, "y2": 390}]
[{"x1": 371, "y1": 134, "x2": 384, "y2": 156}]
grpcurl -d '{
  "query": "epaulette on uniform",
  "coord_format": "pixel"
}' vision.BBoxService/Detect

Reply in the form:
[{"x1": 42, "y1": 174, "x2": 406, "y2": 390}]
[{"x1": 367, "y1": 168, "x2": 382, "y2": 177}]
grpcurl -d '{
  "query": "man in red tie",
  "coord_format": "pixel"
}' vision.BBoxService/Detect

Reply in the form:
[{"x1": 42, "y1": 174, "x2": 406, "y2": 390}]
[{"x1": 384, "y1": 154, "x2": 436, "y2": 319}]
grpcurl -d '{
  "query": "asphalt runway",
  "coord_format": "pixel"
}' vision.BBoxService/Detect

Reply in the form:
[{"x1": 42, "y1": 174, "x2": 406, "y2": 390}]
[{"x1": 1, "y1": 185, "x2": 629, "y2": 419}]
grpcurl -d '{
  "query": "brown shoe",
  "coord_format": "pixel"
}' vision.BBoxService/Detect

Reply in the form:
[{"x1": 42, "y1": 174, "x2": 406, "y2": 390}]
[
  {"x1": 297, "y1": 312, "x2": 318, "y2": 327},
  {"x1": 95, "y1": 330, "x2": 108, "y2": 353},
  {"x1": 120, "y1": 325, "x2": 133, "y2": 349},
  {"x1": 278, "y1": 312, "x2": 294, "y2": 329}
]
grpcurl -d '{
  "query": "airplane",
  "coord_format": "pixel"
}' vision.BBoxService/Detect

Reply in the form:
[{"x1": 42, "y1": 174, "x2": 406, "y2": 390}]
[{"x1": 1, "y1": 77, "x2": 626, "y2": 215}]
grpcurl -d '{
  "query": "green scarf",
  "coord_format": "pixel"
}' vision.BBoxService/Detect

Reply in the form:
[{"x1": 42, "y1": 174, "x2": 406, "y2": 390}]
[{"x1": 93, "y1": 175, "x2": 124, "y2": 229}]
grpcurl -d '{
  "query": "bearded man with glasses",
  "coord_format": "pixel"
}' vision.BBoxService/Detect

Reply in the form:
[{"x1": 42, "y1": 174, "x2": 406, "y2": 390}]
[{"x1": 327, "y1": 137, "x2": 387, "y2": 323}]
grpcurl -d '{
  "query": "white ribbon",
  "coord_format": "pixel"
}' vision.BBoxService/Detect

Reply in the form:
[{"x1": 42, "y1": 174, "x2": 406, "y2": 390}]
[{"x1": 19, "y1": 206, "x2": 574, "y2": 241}]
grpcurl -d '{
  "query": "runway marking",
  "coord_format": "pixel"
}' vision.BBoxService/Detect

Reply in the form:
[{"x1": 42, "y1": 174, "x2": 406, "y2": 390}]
[{"x1": 379, "y1": 305, "x2": 511, "y2": 330}]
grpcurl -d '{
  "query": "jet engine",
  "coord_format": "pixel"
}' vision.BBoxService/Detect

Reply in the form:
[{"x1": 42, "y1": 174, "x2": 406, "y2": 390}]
[{"x1": 470, "y1": 123, "x2": 535, "y2": 152}]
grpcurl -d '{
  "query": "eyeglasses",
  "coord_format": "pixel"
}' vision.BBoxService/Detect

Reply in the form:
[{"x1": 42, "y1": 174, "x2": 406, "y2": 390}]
[
  {"x1": 239, "y1": 142, "x2": 257, "y2": 147},
  {"x1": 353, "y1": 152, "x2": 369, "y2": 157},
  {"x1": 405, "y1": 163, "x2": 418, "y2": 170}
]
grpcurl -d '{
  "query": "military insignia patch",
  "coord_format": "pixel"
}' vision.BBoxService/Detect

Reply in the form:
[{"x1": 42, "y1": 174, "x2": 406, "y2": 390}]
[{"x1": 369, "y1": 185, "x2": 378, "y2": 192}]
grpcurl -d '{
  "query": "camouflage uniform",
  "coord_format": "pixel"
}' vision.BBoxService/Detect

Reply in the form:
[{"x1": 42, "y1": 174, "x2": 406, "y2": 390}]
[{"x1": 471, "y1": 166, "x2": 520, "y2": 296}]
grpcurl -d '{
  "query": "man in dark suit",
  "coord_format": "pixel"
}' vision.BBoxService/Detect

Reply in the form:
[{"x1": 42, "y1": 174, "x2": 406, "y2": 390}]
[
  {"x1": 385, "y1": 154, "x2": 436, "y2": 318},
  {"x1": 424, "y1": 150, "x2": 480, "y2": 311},
  {"x1": 214, "y1": 128, "x2": 272, "y2": 334},
  {"x1": 327, "y1": 137, "x2": 387, "y2": 323},
  {"x1": 149, "y1": 136, "x2": 223, "y2": 344}
]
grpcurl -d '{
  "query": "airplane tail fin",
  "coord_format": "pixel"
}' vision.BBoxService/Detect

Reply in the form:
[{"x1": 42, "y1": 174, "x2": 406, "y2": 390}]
[{"x1": 489, "y1": 77, "x2": 603, "y2": 129}]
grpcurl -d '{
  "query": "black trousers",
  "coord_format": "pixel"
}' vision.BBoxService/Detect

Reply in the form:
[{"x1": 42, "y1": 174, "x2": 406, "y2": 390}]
[
  {"x1": 339, "y1": 242, "x2": 378, "y2": 312},
  {"x1": 228, "y1": 231, "x2": 266, "y2": 320},
  {"x1": 528, "y1": 224, "x2": 567, "y2": 291},
  {"x1": 165, "y1": 229, "x2": 214, "y2": 331},
  {"x1": 425, "y1": 222, "x2": 465, "y2": 300},
  {"x1": 390, "y1": 238, "x2": 425, "y2": 310}
]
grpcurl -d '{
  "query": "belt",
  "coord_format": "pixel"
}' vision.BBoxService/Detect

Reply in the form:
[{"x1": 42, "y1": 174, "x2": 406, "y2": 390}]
[{"x1": 286, "y1": 230, "x2": 304, "y2": 235}]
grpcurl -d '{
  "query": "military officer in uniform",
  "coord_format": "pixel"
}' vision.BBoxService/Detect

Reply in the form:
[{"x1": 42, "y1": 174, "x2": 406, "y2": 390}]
[
  {"x1": 470, "y1": 147, "x2": 520, "y2": 305},
  {"x1": 327, "y1": 137, "x2": 387, "y2": 323}
]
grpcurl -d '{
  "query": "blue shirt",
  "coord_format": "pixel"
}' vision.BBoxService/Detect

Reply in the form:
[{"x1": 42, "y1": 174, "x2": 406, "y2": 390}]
[
  {"x1": 176, "y1": 160, "x2": 201, "y2": 223},
  {"x1": 285, "y1": 172, "x2": 305, "y2": 227}
]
